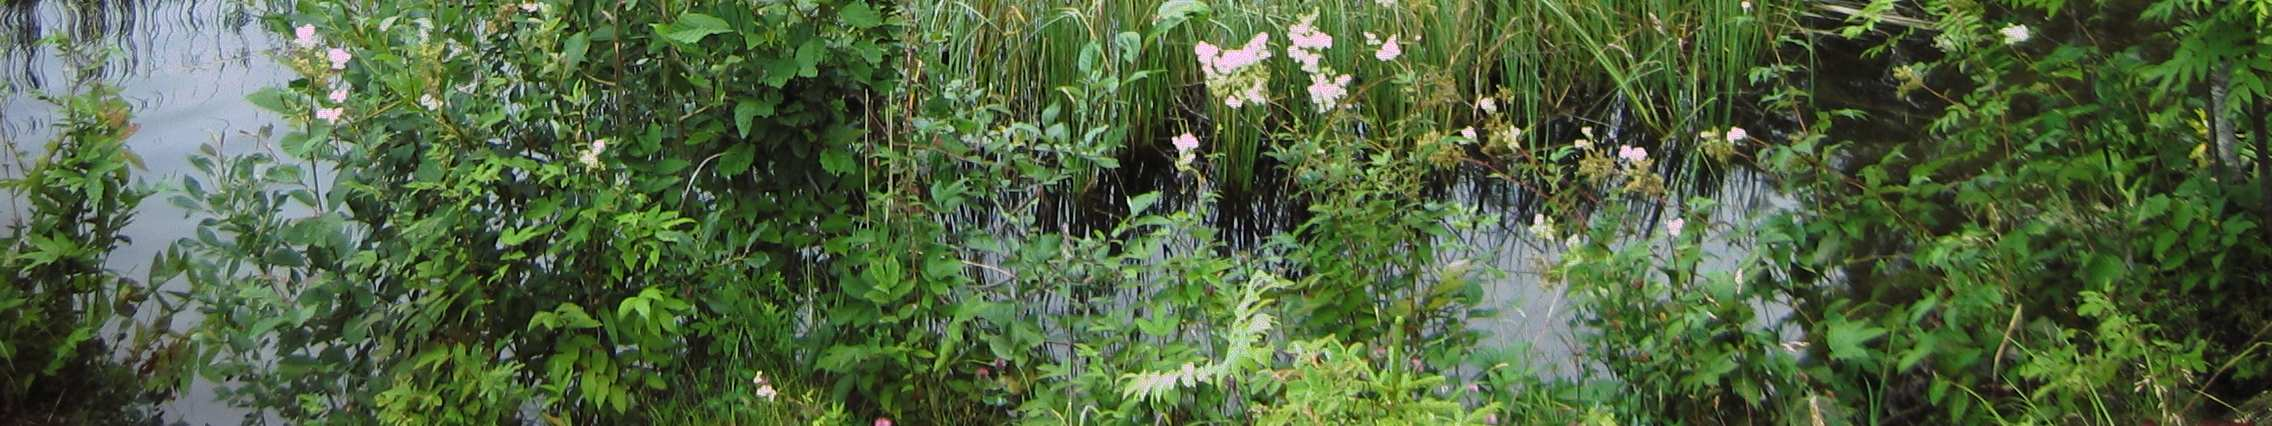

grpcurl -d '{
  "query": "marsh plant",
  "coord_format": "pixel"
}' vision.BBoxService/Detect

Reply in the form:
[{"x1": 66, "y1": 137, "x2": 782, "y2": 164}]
[{"x1": 0, "y1": 0, "x2": 2252, "y2": 424}]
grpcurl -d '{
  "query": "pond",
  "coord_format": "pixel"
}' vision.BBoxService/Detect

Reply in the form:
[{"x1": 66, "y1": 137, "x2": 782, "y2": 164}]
[{"x1": 2, "y1": 0, "x2": 1798, "y2": 423}]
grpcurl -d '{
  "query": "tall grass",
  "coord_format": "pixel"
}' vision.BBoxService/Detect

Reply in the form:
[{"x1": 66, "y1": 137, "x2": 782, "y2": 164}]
[{"x1": 910, "y1": 0, "x2": 1792, "y2": 193}]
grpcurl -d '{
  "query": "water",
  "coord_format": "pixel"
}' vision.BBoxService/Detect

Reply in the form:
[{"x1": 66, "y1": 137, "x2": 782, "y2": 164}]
[
  {"x1": 0, "y1": 0, "x2": 1796, "y2": 422},
  {"x1": 3, "y1": 0, "x2": 286, "y2": 424}
]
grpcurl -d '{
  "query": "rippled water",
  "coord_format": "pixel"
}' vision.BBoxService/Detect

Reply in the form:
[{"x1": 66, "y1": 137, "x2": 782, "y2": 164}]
[{"x1": 1, "y1": 0, "x2": 1795, "y2": 423}]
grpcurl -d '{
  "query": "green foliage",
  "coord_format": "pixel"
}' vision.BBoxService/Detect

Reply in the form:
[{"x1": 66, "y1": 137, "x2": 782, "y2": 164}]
[
  {"x1": 0, "y1": 38, "x2": 184, "y2": 424},
  {"x1": 164, "y1": 0, "x2": 899, "y2": 423}
]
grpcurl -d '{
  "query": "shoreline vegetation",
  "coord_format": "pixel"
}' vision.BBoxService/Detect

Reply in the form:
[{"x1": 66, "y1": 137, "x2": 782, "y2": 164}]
[{"x1": 2, "y1": 0, "x2": 2269, "y2": 424}]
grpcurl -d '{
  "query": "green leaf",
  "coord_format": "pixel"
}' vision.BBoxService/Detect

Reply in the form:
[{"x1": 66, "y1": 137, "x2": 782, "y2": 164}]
[
  {"x1": 1825, "y1": 320, "x2": 1888, "y2": 363},
  {"x1": 719, "y1": 144, "x2": 756, "y2": 176},
  {"x1": 561, "y1": 32, "x2": 591, "y2": 73},
  {"x1": 839, "y1": 2, "x2": 884, "y2": 29},
  {"x1": 819, "y1": 148, "x2": 856, "y2": 176},
  {"x1": 733, "y1": 98, "x2": 774, "y2": 138},
  {"x1": 660, "y1": 13, "x2": 732, "y2": 44},
  {"x1": 1128, "y1": 192, "x2": 1162, "y2": 216},
  {"x1": 247, "y1": 87, "x2": 294, "y2": 114}
]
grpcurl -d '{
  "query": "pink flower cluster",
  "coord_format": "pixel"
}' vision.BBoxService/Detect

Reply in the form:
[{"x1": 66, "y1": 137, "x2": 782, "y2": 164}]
[
  {"x1": 1617, "y1": 145, "x2": 1649, "y2": 162},
  {"x1": 1306, "y1": 73, "x2": 1352, "y2": 113},
  {"x1": 1171, "y1": 132, "x2": 1202, "y2": 169},
  {"x1": 1365, "y1": 32, "x2": 1401, "y2": 62},
  {"x1": 1194, "y1": 33, "x2": 1272, "y2": 108},
  {"x1": 297, "y1": 24, "x2": 353, "y2": 124},
  {"x1": 1286, "y1": 15, "x2": 1333, "y2": 73}
]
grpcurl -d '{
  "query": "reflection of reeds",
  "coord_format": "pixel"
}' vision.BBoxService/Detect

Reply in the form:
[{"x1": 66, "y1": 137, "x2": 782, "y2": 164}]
[
  {"x1": 912, "y1": 0, "x2": 1792, "y2": 224},
  {"x1": 0, "y1": 0, "x2": 283, "y2": 90}
]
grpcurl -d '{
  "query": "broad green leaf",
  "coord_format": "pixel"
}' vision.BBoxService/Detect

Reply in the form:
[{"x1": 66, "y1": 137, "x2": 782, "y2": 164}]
[
  {"x1": 660, "y1": 13, "x2": 732, "y2": 44},
  {"x1": 839, "y1": 2, "x2": 884, "y2": 29}
]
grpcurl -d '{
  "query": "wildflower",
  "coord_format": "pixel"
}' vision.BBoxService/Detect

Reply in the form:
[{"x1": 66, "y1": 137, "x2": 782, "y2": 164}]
[
  {"x1": 1529, "y1": 214, "x2": 1555, "y2": 236},
  {"x1": 1741, "y1": 1, "x2": 1752, "y2": 12},
  {"x1": 1478, "y1": 97, "x2": 1498, "y2": 114},
  {"x1": 875, "y1": 418, "x2": 893, "y2": 426},
  {"x1": 977, "y1": 366, "x2": 992, "y2": 379},
  {"x1": 1999, "y1": 24, "x2": 2030, "y2": 45},
  {"x1": 1374, "y1": 35, "x2": 1401, "y2": 61},
  {"x1": 1459, "y1": 127, "x2": 1477, "y2": 140},
  {"x1": 580, "y1": 138, "x2": 607, "y2": 169},
  {"x1": 327, "y1": 48, "x2": 352, "y2": 70},
  {"x1": 1498, "y1": 126, "x2": 1523, "y2": 151},
  {"x1": 328, "y1": 87, "x2": 349, "y2": 103},
  {"x1": 1286, "y1": 15, "x2": 1332, "y2": 72},
  {"x1": 1574, "y1": 138, "x2": 1593, "y2": 150},
  {"x1": 1172, "y1": 133, "x2": 1201, "y2": 154},
  {"x1": 519, "y1": 2, "x2": 541, "y2": 13},
  {"x1": 1485, "y1": 413, "x2": 1501, "y2": 425},
  {"x1": 420, "y1": 94, "x2": 441, "y2": 110},
  {"x1": 1617, "y1": 145, "x2": 1648, "y2": 162},
  {"x1": 1306, "y1": 72, "x2": 1352, "y2": 112},
  {"x1": 1172, "y1": 133, "x2": 1201, "y2": 167},
  {"x1": 314, "y1": 107, "x2": 344, "y2": 123},
  {"x1": 293, "y1": 25, "x2": 321, "y2": 49},
  {"x1": 1666, "y1": 217, "x2": 1686, "y2": 235},
  {"x1": 754, "y1": 384, "x2": 777, "y2": 400},
  {"x1": 1194, "y1": 42, "x2": 1221, "y2": 72},
  {"x1": 1725, "y1": 126, "x2": 1749, "y2": 142}
]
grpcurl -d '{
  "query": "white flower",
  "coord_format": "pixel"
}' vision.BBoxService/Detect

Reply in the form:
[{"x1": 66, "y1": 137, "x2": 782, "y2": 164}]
[
  {"x1": 754, "y1": 385, "x2": 778, "y2": 400},
  {"x1": 1478, "y1": 97, "x2": 1498, "y2": 114},
  {"x1": 1741, "y1": 1, "x2": 1753, "y2": 12},
  {"x1": 1999, "y1": 24, "x2": 2031, "y2": 45},
  {"x1": 420, "y1": 94, "x2": 441, "y2": 110},
  {"x1": 1725, "y1": 126, "x2": 1750, "y2": 142},
  {"x1": 1666, "y1": 217, "x2": 1686, "y2": 235}
]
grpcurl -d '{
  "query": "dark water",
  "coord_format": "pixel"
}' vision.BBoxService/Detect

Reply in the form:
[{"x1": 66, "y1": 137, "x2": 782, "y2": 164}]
[{"x1": 0, "y1": 0, "x2": 1799, "y2": 422}]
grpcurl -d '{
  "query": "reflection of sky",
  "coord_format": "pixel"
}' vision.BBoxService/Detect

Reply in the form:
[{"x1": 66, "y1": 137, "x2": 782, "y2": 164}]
[{"x1": 2, "y1": 0, "x2": 286, "y2": 424}]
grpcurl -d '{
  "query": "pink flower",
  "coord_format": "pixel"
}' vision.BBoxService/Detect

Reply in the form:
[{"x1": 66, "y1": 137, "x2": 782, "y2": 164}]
[
  {"x1": 1172, "y1": 133, "x2": 1200, "y2": 154},
  {"x1": 1288, "y1": 17, "x2": 1332, "y2": 50},
  {"x1": 328, "y1": 87, "x2": 349, "y2": 103},
  {"x1": 314, "y1": 107, "x2": 344, "y2": 123},
  {"x1": 1375, "y1": 35, "x2": 1402, "y2": 61},
  {"x1": 1459, "y1": 127, "x2": 1477, "y2": 139},
  {"x1": 327, "y1": 48, "x2": 352, "y2": 70},
  {"x1": 519, "y1": 2, "x2": 541, "y2": 13},
  {"x1": 1194, "y1": 42, "x2": 1221, "y2": 74},
  {"x1": 1617, "y1": 145, "x2": 1648, "y2": 162},
  {"x1": 1725, "y1": 126, "x2": 1749, "y2": 142},
  {"x1": 1305, "y1": 73, "x2": 1351, "y2": 112},
  {"x1": 874, "y1": 418, "x2": 893, "y2": 426},
  {"x1": 293, "y1": 25, "x2": 321, "y2": 49},
  {"x1": 1666, "y1": 217, "x2": 1686, "y2": 235}
]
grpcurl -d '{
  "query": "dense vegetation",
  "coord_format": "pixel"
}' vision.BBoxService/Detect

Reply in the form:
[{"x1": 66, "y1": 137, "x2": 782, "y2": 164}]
[{"x1": 1, "y1": 0, "x2": 2268, "y2": 424}]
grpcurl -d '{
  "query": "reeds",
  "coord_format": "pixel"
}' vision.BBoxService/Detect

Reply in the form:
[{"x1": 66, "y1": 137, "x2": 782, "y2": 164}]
[{"x1": 910, "y1": 0, "x2": 1791, "y2": 193}]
